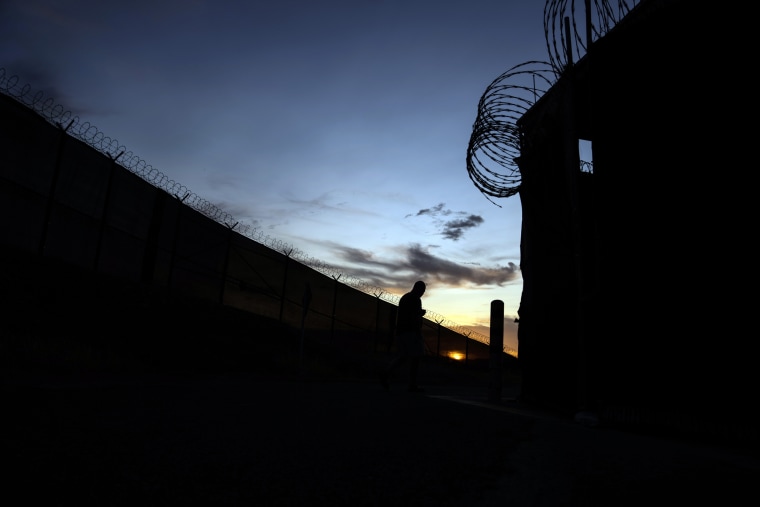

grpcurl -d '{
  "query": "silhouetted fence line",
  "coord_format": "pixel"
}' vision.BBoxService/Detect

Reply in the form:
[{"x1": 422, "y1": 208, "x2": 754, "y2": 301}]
[{"x1": 0, "y1": 67, "x2": 514, "y2": 357}]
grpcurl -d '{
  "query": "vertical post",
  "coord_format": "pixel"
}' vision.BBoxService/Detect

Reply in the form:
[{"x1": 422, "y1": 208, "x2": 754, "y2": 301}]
[
  {"x1": 93, "y1": 151, "x2": 122, "y2": 271},
  {"x1": 564, "y1": 14, "x2": 589, "y2": 413},
  {"x1": 219, "y1": 222, "x2": 237, "y2": 304},
  {"x1": 300, "y1": 282, "x2": 312, "y2": 374},
  {"x1": 141, "y1": 189, "x2": 167, "y2": 284},
  {"x1": 565, "y1": 16, "x2": 574, "y2": 67},
  {"x1": 279, "y1": 249, "x2": 293, "y2": 323},
  {"x1": 373, "y1": 290, "x2": 384, "y2": 352},
  {"x1": 167, "y1": 192, "x2": 190, "y2": 295},
  {"x1": 386, "y1": 305, "x2": 397, "y2": 353},
  {"x1": 585, "y1": 0, "x2": 592, "y2": 49},
  {"x1": 489, "y1": 300, "x2": 505, "y2": 403},
  {"x1": 330, "y1": 274, "x2": 341, "y2": 339},
  {"x1": 436, "y1": 318, "x2": 444, "y2": 357},
  {"x1": 39, "y1": 119, "x2": 74, "y2": 255}
]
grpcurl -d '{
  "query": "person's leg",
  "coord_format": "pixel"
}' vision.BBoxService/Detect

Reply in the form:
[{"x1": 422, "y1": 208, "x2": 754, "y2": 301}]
[
  {"x1": 407, "y1": 334, "x2": 425, "y2": 391},
  {"x1": 380, "y1": 356, "x2": 404, "y2": 390},
  {"x1": 408, "y1": 356, "x2": 421, "y2": 391}
]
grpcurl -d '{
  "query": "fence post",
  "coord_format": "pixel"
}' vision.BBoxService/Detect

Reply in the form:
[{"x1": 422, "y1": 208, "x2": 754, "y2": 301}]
[
  {"x1": 386, "y1": 305, "x2": 397, "y2": 352},
  {"x1": 435, "y1": 318, "x2": 444, "y2": 357},
  {"x1": 219, "y1": 221, "x2": 237, "y2": 304},
  {"x1": 167, "y1": 192, "x2": 190, "y2": 295},
  {"x1": 373, "y1": 290, "x2": 384, "y2": 352},
  {"x1": 330, "y1": 274, "x2": 341, "y2": 339},
  {"x1": 300, "y1": 282, "x2": 312, "y2": 374},
  {"x1": 489, "y1": 299, "x2": 505, "y2": 403},
  {"x1": 279, "y1": 249, "x2": 293, "y2": 323},
  {"x1": 39, "y1": 119, "x2": 74, "y2": 256},
  {"x1": 141, "y1": 189, "x2": 167, "y2": 284},
  {"x1": 93, "y1": 150, "x2": 122, "y2": 271}
]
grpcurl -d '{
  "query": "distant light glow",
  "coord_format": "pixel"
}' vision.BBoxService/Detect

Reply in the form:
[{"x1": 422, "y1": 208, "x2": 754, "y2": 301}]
[{"x1": 448, "y1": 351, "x2": 464, "y2": 361}]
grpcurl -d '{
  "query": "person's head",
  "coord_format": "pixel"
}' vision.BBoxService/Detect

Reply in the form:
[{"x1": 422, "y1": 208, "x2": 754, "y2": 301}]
[{"x1": 412, "y1": 280, "x2": 426, "y2": 296}]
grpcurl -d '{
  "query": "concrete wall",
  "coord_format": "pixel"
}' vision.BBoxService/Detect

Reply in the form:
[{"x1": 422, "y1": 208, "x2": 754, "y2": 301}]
[
  {"x1": 515, "y1": 0, "x2": 756, "y2": 439},
  {"x1": 0, "y1": 91, "x2": 496, "y2": 371}
]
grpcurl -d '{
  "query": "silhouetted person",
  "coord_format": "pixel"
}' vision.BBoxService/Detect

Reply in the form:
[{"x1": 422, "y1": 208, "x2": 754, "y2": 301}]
[{"x1": 380, "y1": 280, "x2": 427, "y2": 392}]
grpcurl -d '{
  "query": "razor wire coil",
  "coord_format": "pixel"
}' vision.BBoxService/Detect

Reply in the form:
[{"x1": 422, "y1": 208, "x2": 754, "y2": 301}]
[
  {"x1": 467, "y1": 0, "x2": 640, "y2": 204},
  {"x1": 466, "y1": 60, "x2": 556, "y2": 204}
]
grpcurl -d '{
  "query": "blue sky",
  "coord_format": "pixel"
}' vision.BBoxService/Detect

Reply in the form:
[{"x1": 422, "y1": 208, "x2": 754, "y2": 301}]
[{"x1": 1, "y1": 0, "x2": 552, "y2": 352}]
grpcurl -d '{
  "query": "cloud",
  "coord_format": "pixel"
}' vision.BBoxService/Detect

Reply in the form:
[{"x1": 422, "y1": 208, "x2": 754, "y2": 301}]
[
  {"x1": 410, "y1": 202, "x2": 449, "y2": 218},
  {"x1": 336, "y1": 246, "x2": 392, "y2": 268},
  {"x1": 404, "y1": 244, "x2": 517, "y2": 286},
  {"x1": 406, "y1": 202, "x2": 485, "y2": 241},
  {"x1": 441, "y1": 214, "x2": 484, "y2": 241},
  {"x1": 319, "y1": 241, "x2": 519, "y2": 291}
]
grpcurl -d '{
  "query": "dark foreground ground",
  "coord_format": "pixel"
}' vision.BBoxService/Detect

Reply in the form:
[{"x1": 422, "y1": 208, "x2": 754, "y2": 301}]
[{"x1": 4, "y1": 364, "x2": 759, "y2": 507}]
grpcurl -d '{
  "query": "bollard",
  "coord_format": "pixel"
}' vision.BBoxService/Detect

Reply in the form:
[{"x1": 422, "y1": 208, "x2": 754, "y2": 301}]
[{"x1": 488, "y1": 300, "x2": 504, "y2": 403}]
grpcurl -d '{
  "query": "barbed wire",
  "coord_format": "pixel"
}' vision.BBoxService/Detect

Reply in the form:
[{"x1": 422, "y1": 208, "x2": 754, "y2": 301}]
[
  {"x1": 466, "y1": 60, "x2": 556, "y2": 205},
  {"x1": 544, "y1": 0, "x2": 641, "y2": 74},
  {"x1": 0, "y1": 67, "x2": 510, "y2": 354},
  {"x1": 466, "y1": 0, "x2": 642, "y2": 204}
]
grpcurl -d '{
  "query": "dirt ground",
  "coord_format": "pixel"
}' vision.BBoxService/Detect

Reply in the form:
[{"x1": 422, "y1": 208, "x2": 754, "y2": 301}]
[{"x1": 4, "y1": 368, "x2": 759, "y2": 507}]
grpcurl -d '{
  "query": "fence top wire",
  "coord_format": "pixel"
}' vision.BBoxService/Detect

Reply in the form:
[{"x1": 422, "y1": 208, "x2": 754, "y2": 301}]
[{"x1": 0, "y1": 67, "x2": 516, "y2": 357}]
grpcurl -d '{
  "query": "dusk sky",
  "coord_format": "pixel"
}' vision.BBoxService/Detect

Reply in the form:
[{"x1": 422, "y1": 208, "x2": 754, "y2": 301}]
[{"x1": 1, "y1": 0, "x2": 555, "y2": 352}]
